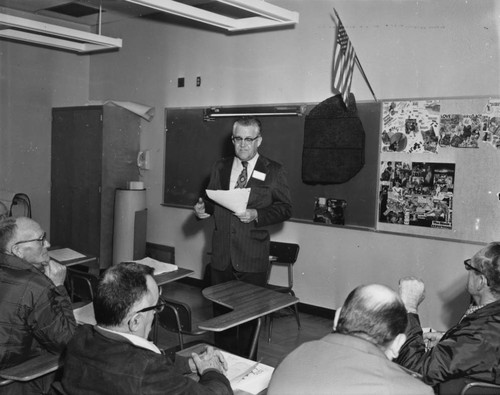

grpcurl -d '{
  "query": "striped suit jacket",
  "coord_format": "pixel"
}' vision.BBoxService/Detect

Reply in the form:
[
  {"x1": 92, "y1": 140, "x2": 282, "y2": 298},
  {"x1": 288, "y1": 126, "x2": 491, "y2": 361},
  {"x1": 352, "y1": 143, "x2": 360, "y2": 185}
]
[{"x1": 205, "y1": 154, "x2": 292, "y2": 273}]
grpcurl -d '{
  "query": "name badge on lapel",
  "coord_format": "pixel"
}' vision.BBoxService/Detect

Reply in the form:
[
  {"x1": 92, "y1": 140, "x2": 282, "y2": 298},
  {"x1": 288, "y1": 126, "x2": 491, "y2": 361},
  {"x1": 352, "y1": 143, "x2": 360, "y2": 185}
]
[{"x1": 252, "y1": 170, "x2": 266, "y2": 181}]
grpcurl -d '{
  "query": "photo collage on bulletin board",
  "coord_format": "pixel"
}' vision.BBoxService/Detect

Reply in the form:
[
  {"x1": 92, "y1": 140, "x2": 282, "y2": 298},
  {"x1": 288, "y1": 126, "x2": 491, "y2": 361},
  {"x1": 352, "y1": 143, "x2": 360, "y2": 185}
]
[
  {"x1": 381, "y1": 99, "x2": 500, "y2": 153},
  {"x1": 378, "y1": 97, "x2": 500, "y2": 241},
  {"x1": 378, "y1": 98, "x2": 500, "y2": 230},
  {"x1": 379, "y1": 161, "x2": 454, "y2": 228}
]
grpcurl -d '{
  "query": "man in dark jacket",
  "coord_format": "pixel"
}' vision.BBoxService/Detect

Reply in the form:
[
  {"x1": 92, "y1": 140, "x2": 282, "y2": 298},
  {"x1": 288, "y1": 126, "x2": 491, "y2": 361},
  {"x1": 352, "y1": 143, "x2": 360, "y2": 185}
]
[
  {"x1": 0, "y1": 216, "x2": 76, "y2": 395},
  {"x1": 396, "y1": 242, "x2": 500, "y2": 394},
  {"x1": 59, "y1": 262, "x2": 232, "y2": 395}
]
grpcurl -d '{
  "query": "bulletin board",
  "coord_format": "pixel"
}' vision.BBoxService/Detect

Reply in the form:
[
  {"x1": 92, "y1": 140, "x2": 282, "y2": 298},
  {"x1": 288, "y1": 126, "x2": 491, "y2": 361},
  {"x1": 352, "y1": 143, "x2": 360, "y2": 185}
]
[
  {"x1": 377, "y1": 97, "x2": 500, "y2": 244},
  {"x1": 163, "y1": 101, "x2": 381, "y2": 228}
]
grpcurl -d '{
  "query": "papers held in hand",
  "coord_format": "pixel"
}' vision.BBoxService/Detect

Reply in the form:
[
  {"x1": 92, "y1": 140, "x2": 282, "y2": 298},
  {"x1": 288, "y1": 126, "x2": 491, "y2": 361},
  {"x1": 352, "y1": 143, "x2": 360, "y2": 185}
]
[{"x1": 206, "y1": 188, "x2": 250, "y2": 213}]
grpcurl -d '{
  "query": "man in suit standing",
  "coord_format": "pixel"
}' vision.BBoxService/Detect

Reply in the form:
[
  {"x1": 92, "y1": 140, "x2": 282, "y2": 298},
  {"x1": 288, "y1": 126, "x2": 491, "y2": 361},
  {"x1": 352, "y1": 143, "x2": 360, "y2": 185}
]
[{"x1": 194, "y1": 116, "x2": 292, "y2": 357}]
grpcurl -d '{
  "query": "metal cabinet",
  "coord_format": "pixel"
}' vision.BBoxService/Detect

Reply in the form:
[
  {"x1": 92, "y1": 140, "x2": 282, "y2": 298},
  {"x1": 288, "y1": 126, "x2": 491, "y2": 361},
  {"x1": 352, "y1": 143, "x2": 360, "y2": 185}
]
[{"x1": 51, "y1": 105, "x2": 140, "y2": 268}]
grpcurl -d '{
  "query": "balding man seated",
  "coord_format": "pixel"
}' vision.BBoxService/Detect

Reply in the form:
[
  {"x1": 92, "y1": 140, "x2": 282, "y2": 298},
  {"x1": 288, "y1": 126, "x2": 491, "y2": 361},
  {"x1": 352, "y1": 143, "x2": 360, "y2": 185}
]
[
  {"x1": 0, "y1": 216, "x2": 76, "y2": 394},
  {"x1": 59, "y1": 262, "x2": 233, "y2": 394},
  {"x1": 267, "y1": 284, "x2": 433, "y2": 395}
]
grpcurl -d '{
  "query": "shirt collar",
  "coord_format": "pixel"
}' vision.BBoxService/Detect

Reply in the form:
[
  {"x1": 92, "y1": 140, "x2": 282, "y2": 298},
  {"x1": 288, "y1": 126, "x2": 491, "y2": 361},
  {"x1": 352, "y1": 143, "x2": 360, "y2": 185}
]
[
  {"x1": 235, "y1": 153, "x2": 259, "y2": 170},
  {"x1": 97, "y1": 326, "x2": 161, "y2": 354}
]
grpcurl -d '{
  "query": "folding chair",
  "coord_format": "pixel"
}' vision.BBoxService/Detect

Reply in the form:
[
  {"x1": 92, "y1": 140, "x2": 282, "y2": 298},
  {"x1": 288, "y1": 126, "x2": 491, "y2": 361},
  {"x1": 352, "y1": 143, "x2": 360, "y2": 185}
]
[{"x1": 266, "y1": 241, "x2": 301, "y2": 342}]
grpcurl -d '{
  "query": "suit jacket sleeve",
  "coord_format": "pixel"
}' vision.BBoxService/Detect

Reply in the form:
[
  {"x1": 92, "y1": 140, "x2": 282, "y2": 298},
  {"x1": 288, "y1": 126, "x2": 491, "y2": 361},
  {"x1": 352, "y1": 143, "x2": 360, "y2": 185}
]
[
  {"x1": 142, "y1": 355, "x2": 233, "y2": 395},
  {"x1": 253, "y1": 161, "x2": 291, "y2": 227}
]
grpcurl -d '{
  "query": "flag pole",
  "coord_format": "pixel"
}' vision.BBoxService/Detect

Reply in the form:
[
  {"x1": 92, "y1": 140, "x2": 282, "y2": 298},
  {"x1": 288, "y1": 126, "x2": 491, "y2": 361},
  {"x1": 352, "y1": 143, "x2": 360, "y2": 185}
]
[
  {"x1": 333, "y1": 9, "x2": 378, "y2": 102},
  {"x1": 355, "y1": 55, "x2": 377, "y2": 102}
]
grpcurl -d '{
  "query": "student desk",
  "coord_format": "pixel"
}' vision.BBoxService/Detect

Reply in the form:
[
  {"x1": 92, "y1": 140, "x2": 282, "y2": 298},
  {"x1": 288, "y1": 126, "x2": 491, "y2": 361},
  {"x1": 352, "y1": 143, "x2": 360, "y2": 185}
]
[
  {"x1": 155, "y1": 267, "x2": 193, "y2": 286},
  {"x1": 198, "y1": 280, "x2": 299, "y2": 360},
  {"x1": 0, "y1": 353, "x2": 60, "y2": 383}
]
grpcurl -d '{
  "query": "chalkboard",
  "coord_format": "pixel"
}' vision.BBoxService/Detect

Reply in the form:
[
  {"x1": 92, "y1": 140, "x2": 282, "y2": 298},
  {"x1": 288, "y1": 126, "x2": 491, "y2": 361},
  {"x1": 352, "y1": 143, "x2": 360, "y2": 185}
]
[{"x1": 163, "y1": 101, "x2": 382, "y2": 228}]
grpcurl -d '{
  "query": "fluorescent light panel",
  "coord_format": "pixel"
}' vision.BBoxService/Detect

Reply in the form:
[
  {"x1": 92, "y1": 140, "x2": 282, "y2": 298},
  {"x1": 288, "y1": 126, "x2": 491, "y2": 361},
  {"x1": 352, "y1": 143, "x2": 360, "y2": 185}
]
[
  {"x1": 0, "y1": 13, "x2": 122, "y2": 53},
  {"x1": 124, "y1": 0, "x2": 299, "y2": 32}
]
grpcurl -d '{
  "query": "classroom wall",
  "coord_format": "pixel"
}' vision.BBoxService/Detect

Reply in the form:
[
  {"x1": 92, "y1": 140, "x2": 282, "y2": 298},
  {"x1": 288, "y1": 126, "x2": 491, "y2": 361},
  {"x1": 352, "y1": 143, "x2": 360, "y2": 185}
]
[
  {"x1": 0, "y1": 41, "x2": 89, "y2": 229},
  {"x1": 1, "y1": 0, "x2": 498, "y2": 330},
  {"x1": 88, "y1": 0, "x2": 499, "y2": 329}
]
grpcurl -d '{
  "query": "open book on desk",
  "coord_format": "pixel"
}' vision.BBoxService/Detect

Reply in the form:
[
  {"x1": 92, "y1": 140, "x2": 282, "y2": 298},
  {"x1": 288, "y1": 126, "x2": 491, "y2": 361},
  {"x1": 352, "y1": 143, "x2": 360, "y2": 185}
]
[
  {"x1": 132, "y1": 257, "x2": 178, "y2": 275},
  {"x1": 176, "y1": 344, "x2": 274, "y2": 395}
]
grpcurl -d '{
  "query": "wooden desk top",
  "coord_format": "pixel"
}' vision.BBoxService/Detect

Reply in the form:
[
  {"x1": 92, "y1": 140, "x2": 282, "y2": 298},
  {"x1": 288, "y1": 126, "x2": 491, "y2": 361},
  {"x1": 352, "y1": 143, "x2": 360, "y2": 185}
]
[
  {"x1": 198, "y1": 280, "x2": 298, "y2": 332},
  {"x1": 0, "y1": 353, "x2": 61, "y2": 382},
  {"x1": 154, "y1": 267, "x2": 194, "y2": 286},
  {"x1": 49, "y1": 247, "x2": 97, "y2": 269}
]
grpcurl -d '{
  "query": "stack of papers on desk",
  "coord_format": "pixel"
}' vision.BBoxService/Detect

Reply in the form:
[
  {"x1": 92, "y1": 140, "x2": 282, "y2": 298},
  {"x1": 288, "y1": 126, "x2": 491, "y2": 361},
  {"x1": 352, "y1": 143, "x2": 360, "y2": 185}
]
[
  {"x1": 132, "y1": 257, "x2": 178, "y2": 275},
  {"x1": 49, "y1": 248, "x2": 86, "y2": 262},
  {"x1": 176, "y1": 344, "x2": 274, "y2": 394},
  {"x1": 73, "y1": 303, "x2": 96, "y2": 326},
  {"x1": 220, "y1": 351, "x2": 274, "y2": 394}
]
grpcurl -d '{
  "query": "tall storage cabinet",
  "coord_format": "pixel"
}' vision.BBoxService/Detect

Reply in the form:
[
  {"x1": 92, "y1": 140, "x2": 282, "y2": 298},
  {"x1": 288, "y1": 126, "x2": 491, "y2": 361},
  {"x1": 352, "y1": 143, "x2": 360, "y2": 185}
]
[{"x1": 51, "y1": 105, "x2": 141, "y2": 269}]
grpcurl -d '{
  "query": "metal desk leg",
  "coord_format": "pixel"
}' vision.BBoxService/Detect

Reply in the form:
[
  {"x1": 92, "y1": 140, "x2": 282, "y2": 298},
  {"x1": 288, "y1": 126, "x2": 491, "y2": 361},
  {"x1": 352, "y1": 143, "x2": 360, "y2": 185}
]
[{"x1": 248, "y1": 318, "x2": 263, "y2": 361}]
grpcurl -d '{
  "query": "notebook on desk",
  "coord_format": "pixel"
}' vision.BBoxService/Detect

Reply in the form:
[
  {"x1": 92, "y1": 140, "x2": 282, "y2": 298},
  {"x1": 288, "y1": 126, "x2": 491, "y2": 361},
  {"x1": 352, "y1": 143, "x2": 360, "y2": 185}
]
[
  {"x1": 132, "y1": 257, "x2": 178, "y2": 275},
  {"x1": 73, "y1": 303, "x2": 96, "y2": 326},
  {"x1": 176, "y1": 343, "x2": 274, "y2": 395},
  {"x1": 49, "y1": 248, "x2": 86, "y2": 262}
]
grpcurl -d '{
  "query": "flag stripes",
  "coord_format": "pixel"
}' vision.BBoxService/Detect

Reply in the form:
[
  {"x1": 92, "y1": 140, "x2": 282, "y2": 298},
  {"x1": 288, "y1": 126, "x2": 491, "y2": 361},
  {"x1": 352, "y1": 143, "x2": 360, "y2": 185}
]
[{"x1": 333, "y1": 15, "x2": 356, "y2": 105}]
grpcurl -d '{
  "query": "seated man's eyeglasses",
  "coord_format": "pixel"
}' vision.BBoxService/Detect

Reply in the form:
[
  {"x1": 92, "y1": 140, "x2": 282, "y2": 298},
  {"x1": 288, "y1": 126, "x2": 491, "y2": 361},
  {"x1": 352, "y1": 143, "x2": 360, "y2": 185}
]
[
  {"x1": 464, "y1": 258, "x2": 489, "y2": 286},
  {"x1": 135, "y1": 301, "x2": 166, "y2": 314},
  {"x1": 464, "y1": 259, "x2": 484, "y2": 275},
  {"x1": 232, "y1": 135, "x2": 260, "y2": 145},
  {"x1": 11, "y1": 232, "x2": 47, "y2": 252},
  {"x1": 135, "y1": 288, "x2": 165, "y2": 314}
]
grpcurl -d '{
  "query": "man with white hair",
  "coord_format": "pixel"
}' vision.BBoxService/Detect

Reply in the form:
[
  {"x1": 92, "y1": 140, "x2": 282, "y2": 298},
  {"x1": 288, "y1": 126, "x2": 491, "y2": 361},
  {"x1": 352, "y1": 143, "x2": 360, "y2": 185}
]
[
  {"x1": 267, "y1": 284, "x2": 433, "y2": 395},
  {"x1": 0, "y1": 216, "x2": 76, "y2": 394}
]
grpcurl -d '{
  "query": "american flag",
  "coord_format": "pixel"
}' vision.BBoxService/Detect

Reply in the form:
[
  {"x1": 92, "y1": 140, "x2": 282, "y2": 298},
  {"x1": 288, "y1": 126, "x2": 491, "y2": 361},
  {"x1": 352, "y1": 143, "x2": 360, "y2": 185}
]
[{"x1": 333, "y1": 16, "x2": 356, "y2": 106}]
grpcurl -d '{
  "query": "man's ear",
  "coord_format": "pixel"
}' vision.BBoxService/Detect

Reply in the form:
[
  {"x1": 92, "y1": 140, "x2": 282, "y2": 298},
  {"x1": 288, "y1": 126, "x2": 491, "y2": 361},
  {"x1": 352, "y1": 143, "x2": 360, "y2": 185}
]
[
  {"x1": 385, "y1": 333, "x2": 407, "y2": 360},
  {"x1": 10, "y1": 244, "x2": 22, "y2": 259},
  {"x1": 127, "y1": 313, "x2": 141, "y2": 333}
]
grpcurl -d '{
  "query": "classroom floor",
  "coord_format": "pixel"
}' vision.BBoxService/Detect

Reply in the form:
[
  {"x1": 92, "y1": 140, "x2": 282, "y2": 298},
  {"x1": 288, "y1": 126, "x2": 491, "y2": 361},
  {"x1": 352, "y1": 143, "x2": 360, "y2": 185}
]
[{"x1": 156, "y1": 281, "x2": 333, "y2": 368}]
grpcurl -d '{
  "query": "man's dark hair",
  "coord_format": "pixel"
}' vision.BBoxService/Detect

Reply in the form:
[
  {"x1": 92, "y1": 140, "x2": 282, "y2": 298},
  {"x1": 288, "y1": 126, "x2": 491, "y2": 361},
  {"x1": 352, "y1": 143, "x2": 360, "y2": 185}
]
[
  {"x1": 336, "y1": 284, "x2": 408, "y2": 348},
  {"x1": 476, "y1": 242, "x2": 500, "y2": 295},
  {"x1": 0, "y1": 217, "x2": 17, "y2": 251},
  {"x1": 94, "y1": 262, "x2": 155, "y2": 327},
  {"x1": 233, "y1": 116, "x2": 262, "y2": 133}
]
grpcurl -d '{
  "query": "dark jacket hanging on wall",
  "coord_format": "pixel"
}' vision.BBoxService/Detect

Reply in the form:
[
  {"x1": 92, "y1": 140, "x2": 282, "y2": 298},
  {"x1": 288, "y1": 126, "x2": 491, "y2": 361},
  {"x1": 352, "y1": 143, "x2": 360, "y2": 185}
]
[{"x1": 302, "y1": 94, "x2": 365, "y2": 184}]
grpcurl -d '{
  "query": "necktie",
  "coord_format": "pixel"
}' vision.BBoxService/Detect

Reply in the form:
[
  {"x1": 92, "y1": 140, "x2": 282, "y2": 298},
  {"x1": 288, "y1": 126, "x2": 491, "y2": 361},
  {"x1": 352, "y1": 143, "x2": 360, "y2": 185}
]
[{"x1": 234, "y1": 161, "x2": 248, "y2": 188}]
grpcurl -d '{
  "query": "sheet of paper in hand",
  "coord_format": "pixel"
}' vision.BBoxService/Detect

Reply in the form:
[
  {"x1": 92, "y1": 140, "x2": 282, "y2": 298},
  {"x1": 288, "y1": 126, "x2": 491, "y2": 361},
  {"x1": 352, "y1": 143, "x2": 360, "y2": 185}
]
[{"x1": 206, "y1": 188, "x2": 250, "y2": 213}]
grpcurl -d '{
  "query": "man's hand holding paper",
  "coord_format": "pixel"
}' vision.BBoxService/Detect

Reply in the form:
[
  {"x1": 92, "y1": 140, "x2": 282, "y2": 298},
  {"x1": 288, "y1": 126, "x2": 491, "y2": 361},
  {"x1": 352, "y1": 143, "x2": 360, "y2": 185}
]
[{"x1": 206, "y1": 188, "x2": 251, "y2": 214}]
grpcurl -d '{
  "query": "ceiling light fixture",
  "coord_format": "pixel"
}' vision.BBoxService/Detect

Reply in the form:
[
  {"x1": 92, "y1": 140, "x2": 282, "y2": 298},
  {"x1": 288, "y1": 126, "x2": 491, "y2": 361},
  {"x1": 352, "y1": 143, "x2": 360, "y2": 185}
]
[
  {"x1": 123, "y1": 0, "x2": 299, "y2": 32},
  {"x1": 0, "y1": 12, "x2": 122, "y2": 53}
]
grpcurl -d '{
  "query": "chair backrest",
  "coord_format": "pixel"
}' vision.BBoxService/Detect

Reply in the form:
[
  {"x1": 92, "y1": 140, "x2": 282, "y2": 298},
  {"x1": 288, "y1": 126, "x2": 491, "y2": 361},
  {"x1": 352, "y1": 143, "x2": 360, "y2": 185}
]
[
  {"x1": 460, "y1": 381, "x2": 500, "y2": 395},
  {"x1": 269, "y1": 241, "x2": 300, "y2": 265},
  {"x1": 268, "y1": 242, "x2": 300, "y2": 289},
  {"x1": 158, "y1": 297, "x2": 195, "y2": 333},
  {"x1": 66, "y1": 268, "x2": 99, "y2": 303}
]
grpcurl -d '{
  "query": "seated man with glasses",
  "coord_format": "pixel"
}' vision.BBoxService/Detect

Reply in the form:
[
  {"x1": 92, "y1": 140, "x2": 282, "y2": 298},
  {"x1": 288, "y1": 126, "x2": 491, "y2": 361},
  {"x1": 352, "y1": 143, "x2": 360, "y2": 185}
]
[
  {"x1": 58, "y1": 262, "x2": 232, "y2": 394},
  {"x1": 0, "y1": 216, "x2": 76, "y2": 394},
  {"x1": 395, "y1": 242, "x2": 500, "y2": 394}
]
